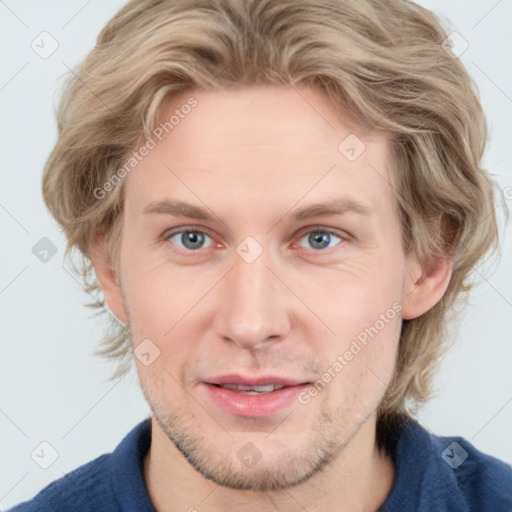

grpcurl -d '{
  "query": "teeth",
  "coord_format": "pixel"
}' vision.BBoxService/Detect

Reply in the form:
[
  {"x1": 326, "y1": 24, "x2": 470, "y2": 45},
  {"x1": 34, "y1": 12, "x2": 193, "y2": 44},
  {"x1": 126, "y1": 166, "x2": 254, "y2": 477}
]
[{"x1": 220, "y1": 383, "x2": 285, "y2": 393}]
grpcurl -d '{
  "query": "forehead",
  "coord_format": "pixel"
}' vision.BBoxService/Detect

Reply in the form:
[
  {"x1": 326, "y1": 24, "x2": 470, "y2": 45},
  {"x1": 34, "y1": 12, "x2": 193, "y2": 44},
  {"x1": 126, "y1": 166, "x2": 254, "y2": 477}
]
[
  {"x1": 154, "y1": 84, "x2": 379, "y2": 159},
  {"x1": 123, "y1": 85, "x2": 395, "y2": 221}
]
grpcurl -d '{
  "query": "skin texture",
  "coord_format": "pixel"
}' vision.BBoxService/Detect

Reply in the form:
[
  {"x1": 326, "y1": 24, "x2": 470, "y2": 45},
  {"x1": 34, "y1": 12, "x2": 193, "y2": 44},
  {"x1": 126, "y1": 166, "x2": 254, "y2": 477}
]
[{"x1": 91, "y1": 84, "x2": 452, "y2": 511}]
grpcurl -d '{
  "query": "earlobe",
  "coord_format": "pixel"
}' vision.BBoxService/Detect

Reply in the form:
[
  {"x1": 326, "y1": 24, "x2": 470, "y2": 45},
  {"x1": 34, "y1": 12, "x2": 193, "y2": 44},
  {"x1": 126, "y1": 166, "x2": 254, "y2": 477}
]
[
  {"x1": 402, "y1": 250, "x2": 453, "y2": 320},
  {"x1": 89, "y1": 230, "x2": 129, "y2": 324}
]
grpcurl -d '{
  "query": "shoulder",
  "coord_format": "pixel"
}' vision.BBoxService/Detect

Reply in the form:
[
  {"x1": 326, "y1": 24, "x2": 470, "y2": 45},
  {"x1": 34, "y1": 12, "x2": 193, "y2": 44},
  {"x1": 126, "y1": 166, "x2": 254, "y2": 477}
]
[
  {"x1": 386, "y1": 417, "x2": 512, "y2": 512},
  {"x1": 6, "y1": 454, "x2": 116, "y2": 512},
  {"x1": 427, "y1": 429, "x2": 512, "y2": 510},
  {"x1": 7, "y1": 418, "x2": 153, "y2": 512}
]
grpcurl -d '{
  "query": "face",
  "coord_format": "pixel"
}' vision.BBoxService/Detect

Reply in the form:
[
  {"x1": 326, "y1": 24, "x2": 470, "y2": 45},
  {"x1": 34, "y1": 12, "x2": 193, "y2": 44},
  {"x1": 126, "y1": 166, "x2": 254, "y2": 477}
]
[{"x1": 109, "y1": 85, "x2": 412, "y2": 490}]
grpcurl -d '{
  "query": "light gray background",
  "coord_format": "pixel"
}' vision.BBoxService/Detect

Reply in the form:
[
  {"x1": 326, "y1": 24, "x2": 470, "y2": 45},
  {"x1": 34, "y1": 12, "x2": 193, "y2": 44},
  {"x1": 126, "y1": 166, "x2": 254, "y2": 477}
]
[{"x1": 1, "y1": 0, "x2": 511, "y2": 508}]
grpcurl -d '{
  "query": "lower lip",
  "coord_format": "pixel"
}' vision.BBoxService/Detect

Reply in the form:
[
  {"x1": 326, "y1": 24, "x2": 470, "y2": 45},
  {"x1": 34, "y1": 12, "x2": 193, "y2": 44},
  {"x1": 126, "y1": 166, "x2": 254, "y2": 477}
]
[{"x1": 201, "y1": 383, "x2": 309, "y2": 418}]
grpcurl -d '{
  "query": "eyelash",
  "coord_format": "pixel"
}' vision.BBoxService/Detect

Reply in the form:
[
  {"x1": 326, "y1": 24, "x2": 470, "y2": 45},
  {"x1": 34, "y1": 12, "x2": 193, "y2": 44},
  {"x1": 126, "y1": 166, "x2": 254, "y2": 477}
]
[{"x1": 162, "y1": 226, "x2": 347, "y2": 255}]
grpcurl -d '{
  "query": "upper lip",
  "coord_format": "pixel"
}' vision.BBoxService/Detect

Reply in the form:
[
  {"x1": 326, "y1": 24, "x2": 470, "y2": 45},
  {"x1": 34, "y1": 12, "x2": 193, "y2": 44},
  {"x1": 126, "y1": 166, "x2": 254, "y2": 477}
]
[{"x1": 203, "y1": 374, "x2": 311, "y2": 387}]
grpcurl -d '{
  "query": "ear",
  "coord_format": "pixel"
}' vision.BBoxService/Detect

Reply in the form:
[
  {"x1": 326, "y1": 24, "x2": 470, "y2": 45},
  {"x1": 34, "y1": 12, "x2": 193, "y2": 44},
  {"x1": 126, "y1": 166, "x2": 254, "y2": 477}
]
[
  {"x1": 89, "y1": 229, "x2": 129, "y2": 324},
  {"x1": 402, "y1": 248, "x2": 453, "y2": 320}
]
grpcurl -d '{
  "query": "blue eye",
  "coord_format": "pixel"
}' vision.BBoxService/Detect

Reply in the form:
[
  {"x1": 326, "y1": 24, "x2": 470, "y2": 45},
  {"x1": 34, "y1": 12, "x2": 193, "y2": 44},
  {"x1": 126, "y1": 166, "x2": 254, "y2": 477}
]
[
  {"x1": 167, "y1": 230, "x2": 214, "y2": 251},
  {"x1": 165, "y1": 228, "x2": 343, "y2": 253},
  {"x1": 298, "y1": 230, "x2": 342, "y2": 250}
]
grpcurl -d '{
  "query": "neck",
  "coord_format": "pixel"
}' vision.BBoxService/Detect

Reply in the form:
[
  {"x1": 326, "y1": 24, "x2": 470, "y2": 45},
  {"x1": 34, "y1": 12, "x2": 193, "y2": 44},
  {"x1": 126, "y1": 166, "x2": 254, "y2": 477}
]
[{"x1": 143, "y1": 413, "x2": 395, "y2": 512}]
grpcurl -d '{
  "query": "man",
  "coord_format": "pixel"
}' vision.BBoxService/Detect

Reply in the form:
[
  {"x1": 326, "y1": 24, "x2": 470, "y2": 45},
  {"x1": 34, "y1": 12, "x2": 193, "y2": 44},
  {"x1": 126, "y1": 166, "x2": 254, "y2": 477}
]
[{"x1": 9, "y1": 0, "x2": 512, "y2": 510}]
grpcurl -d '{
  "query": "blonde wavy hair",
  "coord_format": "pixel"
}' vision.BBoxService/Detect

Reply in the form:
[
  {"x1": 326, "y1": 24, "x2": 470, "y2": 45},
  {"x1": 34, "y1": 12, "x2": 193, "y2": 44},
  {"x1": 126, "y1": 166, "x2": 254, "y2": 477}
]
[{"x1": 42, "y1": 0, "x2": 503, "y2": 432}]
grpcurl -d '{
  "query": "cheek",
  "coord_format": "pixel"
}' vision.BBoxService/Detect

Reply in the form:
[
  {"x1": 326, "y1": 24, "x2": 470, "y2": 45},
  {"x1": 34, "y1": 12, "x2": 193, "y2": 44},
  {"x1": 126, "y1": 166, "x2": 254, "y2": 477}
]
[
  {"x1": 306, "y1": 259, "x2": 405, "y2": 343},
  {"x1": 302, "y1": 258, "x2": 404, "y2": 397},
  {"x1": 121, "y1": 254, "x2": 214, "y2": 378},
  {"x1": 323, "y1": 314, "x2": 402, "y2": 415},
  {"x1": 120, "y1": 254, "x2": 185, "y2": 341}
]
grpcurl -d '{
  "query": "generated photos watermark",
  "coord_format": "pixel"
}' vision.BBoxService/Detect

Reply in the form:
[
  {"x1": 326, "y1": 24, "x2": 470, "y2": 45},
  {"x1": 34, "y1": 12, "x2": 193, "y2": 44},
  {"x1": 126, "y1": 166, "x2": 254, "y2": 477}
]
[
  {"x1": 93, "y1": 97, "x2": 198, "y2": 200},
  {"x1": 298, "y1": 301, "x2": 403, "y2": 405}
]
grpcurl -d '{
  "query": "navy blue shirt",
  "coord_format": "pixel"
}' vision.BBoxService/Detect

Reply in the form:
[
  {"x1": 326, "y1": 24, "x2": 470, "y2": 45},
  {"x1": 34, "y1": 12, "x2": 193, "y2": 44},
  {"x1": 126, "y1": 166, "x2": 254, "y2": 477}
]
[{"x1": 8, "y1": 417, "x2": 512, "y2": 511}]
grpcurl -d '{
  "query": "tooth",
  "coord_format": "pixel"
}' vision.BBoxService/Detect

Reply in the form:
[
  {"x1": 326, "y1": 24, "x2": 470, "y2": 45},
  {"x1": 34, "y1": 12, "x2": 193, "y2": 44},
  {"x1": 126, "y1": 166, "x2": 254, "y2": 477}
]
[
  {"x1": 222, "y1": 384, "x2": 252, "y2": 391},
  {"x1": 253, "y1": 385, "x2": 275, "y2": 392},
  {"x1": 219, "y1": 383, "x2": 286, "y2": 393}
]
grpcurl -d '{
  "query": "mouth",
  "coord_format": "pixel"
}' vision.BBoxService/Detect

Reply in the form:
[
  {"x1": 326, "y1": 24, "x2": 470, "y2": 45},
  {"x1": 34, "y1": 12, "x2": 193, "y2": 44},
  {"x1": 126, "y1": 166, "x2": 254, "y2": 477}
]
[{"x1": 200, "y1": 374, "x2": 312, "y2": 417}]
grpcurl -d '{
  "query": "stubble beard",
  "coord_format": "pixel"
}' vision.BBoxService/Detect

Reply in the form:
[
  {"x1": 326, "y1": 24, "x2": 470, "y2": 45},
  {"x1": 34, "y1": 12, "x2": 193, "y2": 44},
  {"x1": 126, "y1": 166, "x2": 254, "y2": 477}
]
[{"x1": 140, "y1": 376, "x2": 368, "y2": 492}]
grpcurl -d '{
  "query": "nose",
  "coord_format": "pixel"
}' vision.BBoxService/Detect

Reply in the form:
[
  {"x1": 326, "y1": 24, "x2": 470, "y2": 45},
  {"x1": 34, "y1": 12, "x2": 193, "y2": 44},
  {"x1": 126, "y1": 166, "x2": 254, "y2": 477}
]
[{"x1": 212, "y1": 246, "x2": 292, "y2": 351}]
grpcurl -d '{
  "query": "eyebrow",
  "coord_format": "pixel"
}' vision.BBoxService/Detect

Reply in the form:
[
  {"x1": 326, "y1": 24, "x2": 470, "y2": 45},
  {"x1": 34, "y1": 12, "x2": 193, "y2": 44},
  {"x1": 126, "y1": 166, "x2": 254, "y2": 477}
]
[{"x1": 142, "y1": 197, "x2": 372, "y2": 222}]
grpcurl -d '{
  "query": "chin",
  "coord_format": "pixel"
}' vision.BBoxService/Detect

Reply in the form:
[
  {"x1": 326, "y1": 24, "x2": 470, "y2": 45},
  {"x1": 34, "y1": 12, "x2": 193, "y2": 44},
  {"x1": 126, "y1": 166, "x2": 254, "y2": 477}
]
[{"x1": 152, "y1": 402, "x2": 351, "y2": 491}]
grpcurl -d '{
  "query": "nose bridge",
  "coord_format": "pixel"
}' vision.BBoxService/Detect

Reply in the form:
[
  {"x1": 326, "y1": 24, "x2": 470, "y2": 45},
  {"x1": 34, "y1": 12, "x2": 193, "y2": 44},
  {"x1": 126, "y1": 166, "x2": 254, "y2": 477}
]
[{"x1": 213, "y1": 244, "x2": 290, "y2": 349}]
